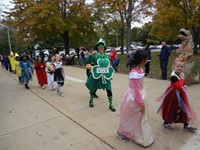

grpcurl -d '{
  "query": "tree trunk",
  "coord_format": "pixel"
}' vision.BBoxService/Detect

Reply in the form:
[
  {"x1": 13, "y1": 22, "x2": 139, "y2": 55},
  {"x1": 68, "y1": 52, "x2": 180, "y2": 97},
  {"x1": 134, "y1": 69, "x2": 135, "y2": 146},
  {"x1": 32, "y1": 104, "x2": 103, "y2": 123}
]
[
  {"x1": 120, "y1": 28, "x2": 125, "y2": 54},
  {"x1": 191, "y1": 26, "x2": 200, "y2": 55},
  {"x1": 62, "y1": 31, "x2": 69, "y2": 55},
  {"x1": 126, "y1": 0, "x2": 133, "y2": 53}
]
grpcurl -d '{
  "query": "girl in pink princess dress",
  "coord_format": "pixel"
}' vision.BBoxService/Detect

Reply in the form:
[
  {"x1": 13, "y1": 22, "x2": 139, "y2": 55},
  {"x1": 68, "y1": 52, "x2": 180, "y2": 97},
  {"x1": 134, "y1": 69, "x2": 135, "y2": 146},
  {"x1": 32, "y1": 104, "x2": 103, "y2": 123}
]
[{"x1": 117, "y1": 50, "x2": 154, "y2": 147}]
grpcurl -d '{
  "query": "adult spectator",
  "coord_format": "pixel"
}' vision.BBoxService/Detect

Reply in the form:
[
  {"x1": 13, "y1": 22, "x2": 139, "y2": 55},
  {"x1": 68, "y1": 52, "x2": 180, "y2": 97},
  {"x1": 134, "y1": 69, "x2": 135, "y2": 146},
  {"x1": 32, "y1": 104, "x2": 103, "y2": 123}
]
[
  {"x1": 110, "y1": 48, "x2": 118, "y2": 72},
  {"x1": 159, "y1": 42, "x2": 170, "y2": 80},
  {"x1": 144, "y1": 44, "x2": 151, "y2": 76}
]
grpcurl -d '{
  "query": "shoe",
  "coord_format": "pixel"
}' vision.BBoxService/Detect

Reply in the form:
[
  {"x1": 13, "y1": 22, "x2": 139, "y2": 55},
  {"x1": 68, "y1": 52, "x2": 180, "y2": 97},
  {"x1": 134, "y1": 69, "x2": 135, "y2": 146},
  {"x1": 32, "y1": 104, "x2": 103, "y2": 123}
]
[
  {"x1": 42, "y1": 85, "x2": 45, "y2": 89},
  {"x1": 162, "y1": 123, "x2": 172, "y2": 130},
  {"x1": 93, "y1": 94, "x2": 98, "y2": 98},
  {"x1": 109, "y1": 105, "x2": 116, "y2": 112},
  {"x1": 25, "y1": 84, "x2": 29, "y2": 89},
  {"x1": 116, "y1": 131, "x2": 129, "y2": 142},
  {"x1": 89, "y1": 101, "x2": 94, "y2": 107},
  {"x1": 184, "y1": 125, "x2": 197, "y2": 132},
  {"x1": 52, "y1": 87, "x2": 56, "y2": 91},
  {"x1": 60, "y1": 92, "x2": 64, "y2": 97}
]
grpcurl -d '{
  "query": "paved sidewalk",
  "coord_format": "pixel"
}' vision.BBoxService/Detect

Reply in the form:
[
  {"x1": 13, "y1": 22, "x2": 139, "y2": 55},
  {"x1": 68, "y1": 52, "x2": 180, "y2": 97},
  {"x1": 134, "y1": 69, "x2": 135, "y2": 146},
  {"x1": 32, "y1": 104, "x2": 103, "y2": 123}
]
[{"x1": 0, "y1": 66, "x2": 200, "y2": 150}]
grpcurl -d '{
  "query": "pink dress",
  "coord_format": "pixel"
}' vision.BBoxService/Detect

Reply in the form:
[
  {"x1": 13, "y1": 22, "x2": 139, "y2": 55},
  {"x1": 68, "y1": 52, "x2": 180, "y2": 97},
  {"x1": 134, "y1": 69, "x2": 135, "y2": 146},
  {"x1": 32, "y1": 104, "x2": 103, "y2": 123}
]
[{"x1": 119, "y1": 68, "x2": 154, "y2": 147}]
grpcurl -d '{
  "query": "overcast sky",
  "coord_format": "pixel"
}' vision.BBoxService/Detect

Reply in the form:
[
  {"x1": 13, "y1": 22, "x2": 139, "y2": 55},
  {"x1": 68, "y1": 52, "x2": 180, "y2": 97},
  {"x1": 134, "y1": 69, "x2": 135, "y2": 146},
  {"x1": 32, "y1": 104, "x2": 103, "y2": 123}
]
[{"x1": 0, "y1": 0, "x2": 146, "y2": 27}]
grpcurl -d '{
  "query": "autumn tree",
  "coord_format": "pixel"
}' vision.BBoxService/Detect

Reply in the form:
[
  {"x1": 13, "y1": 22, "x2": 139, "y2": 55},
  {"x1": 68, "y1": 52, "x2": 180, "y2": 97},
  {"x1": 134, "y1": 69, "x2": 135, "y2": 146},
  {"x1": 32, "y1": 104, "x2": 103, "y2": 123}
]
[
  {"x1": 5, "y1": 0, "x2": 96, "y2": 54},
  {"x1": 92, "y1": 0, "x2": 127, "y2": 53},
  {"x1": 152, "y1": 0, "x2": 200, "y2": 54},
  {"x1": 93, "y1": 0, "x2": 154, "y2": 53},
  {"x1": 131, "y1": 22, "x2": 159, "y2": 45}
]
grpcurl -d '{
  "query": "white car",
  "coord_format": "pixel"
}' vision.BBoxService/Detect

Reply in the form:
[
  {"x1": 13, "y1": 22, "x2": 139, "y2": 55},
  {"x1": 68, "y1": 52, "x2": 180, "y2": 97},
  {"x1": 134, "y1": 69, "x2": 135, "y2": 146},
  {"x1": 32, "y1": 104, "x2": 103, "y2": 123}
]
[
  {"x1": 59, "y1": 48, "x2": 77, "y2": 56},
  {"x1": 42, "y1": 49, "x2": 50, "y2": 56}
]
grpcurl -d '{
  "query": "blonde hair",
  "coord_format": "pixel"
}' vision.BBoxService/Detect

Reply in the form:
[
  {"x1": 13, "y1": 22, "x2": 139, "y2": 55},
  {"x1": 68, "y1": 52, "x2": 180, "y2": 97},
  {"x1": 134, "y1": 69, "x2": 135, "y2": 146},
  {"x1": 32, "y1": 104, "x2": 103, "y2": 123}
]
[{"x1": 172, "y1": 57, "x2": 185, "y2": 69}]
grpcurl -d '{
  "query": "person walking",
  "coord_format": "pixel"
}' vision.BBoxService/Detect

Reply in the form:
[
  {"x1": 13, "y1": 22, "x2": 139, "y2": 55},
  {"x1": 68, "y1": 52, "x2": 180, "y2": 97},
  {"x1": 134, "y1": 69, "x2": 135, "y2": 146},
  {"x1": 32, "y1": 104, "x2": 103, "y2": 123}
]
[
  {"x1": 34, "y1": 56, "x2": 48, "y2": 89},
  {"x1": 46, "y1": 55, "x2": 56, "y2": 91},
  {"x1": 159, "y1": 42, "x2": 170, "y2": 80},
  {"x1": 85, "y1": 38, "x2": 116, "y2": 112},
  {"x1": 117, "y1": 50, "x2": 154, "y2": 147},
  {"x1": 54, "y1": 53, "x2": 65, "y2": 97},
  {"x1": 157, "y1": 58, "x2": 197, "y2": 131},
  {"x1": 15, "y1": 53, "x2": 21, "y2": 83},
  {"x1": 20, "y1": 54, "x2": 33, "y2": 89}
]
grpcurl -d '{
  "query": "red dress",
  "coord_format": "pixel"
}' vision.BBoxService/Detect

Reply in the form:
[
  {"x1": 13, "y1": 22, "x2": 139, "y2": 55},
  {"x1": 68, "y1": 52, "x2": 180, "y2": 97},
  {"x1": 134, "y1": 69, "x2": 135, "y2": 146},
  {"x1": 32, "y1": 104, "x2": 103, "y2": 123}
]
[
  {"x1": 34, "y1": 62, "x2": 47, "y2": 85},
  {"x1": 157, "y1": 71, "x2": 196, "y2": 124}
]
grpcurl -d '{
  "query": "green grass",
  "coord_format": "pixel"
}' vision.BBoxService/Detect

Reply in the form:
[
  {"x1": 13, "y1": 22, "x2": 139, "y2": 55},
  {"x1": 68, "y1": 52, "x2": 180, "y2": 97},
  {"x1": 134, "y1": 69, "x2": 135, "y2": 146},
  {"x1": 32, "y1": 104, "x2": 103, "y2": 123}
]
[{"x1": 74, "y1": 51, "x2": 200, "y2": 80}]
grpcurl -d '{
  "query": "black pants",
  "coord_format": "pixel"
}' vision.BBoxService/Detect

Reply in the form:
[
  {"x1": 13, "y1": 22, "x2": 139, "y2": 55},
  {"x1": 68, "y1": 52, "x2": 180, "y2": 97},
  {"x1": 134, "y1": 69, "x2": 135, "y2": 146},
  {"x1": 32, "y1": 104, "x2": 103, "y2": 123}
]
[
  {"x1": 90, "y1": 89, "x2": 112, "y2": 97},
  {"x1": 160, "y1": 60, "x2": 168, "y2": 80},
  {"x1": 86, "y1": 69, "x2": 91, "y2": 78},
  {"x1": 145, "y1": 61, "x2": 150, "y2": 75}
]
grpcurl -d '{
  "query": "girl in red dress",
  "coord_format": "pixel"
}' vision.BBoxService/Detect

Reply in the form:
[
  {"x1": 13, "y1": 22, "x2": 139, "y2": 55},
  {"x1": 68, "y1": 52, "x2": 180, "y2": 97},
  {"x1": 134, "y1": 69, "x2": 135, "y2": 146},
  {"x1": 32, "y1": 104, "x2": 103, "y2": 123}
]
[
  {"x1": 157, "y1": 58, "x2": 197, "y2": 131},
  {"x1": 34, "y1": 56, "x2": 48, "y2": 89}
]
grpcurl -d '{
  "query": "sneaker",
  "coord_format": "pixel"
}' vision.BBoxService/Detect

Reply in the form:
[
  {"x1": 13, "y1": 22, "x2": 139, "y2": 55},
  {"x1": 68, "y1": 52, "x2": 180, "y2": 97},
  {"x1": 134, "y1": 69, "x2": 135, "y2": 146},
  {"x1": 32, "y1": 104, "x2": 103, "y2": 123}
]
[
  {"x1": 25, "y1": 84, "x2": 29, "y2": 89},
  {"x1": 184, "y1": 125, "x2": 197, "y2": 132},
  {"x1": 42, "y1": 85, "x2": 45, "y2": 89},
  {"x1": 162, "y1": 123, "x2": 172, "y2": 130},
  {"x1": 52, "y1": 87, "x2": 56, "y2": 91},
  {"x1": 60, "y1": 92, "x2": 64, "y2": 97},
  {"x1": 109, "y1": 105, "x2": 116, "y2": 112},
  {"x1": 89, "y1": 101, "x2": 94, "y2": 107},
  {"x1": 116, "y1": 131, "x2": 129, "y2": 142}
]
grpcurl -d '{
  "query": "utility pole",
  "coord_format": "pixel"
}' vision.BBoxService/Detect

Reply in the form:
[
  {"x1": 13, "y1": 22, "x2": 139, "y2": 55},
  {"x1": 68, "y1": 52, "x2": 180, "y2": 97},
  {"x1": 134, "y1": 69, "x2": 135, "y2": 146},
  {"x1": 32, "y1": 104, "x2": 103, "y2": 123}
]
[
  {"x1": 7, "y1": 26, "x2": 11, "y2": 52},
  {"x1": 0, "y1": 4, "x2": 12, "y2": 53}
]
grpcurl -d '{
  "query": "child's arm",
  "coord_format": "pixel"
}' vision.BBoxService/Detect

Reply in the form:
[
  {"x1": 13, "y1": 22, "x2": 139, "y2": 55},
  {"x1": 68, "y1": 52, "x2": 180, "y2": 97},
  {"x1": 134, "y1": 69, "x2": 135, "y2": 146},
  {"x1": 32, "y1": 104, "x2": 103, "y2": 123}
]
[{"x1": 131, "y1": 78, "x2": 144, "y2": 108}]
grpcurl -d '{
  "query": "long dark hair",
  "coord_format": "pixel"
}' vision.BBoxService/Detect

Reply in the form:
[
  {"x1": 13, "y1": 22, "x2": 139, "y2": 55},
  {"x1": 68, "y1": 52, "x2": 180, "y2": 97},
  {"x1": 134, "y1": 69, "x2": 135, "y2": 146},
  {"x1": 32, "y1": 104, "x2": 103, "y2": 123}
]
[{"x1": 127, "y1": 50, "x2": 148, "y2": 71}]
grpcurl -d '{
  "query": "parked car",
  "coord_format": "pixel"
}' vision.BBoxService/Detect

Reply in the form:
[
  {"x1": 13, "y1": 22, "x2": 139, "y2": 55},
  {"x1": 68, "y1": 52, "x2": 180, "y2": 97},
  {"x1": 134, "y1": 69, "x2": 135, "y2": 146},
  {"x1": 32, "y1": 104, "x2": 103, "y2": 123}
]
[
  {"x1": 42, "y1": 49, "x2": 50, "y2": 56},
  {"x1": 35, "y1": 50, "x2": 40, "y2": 57},
  {"x1": 105, "y1": 47, "x2": 112, "y2": 53},
  {"x1": 59, "y1": 48, "x2": 77, "y2": 56}
]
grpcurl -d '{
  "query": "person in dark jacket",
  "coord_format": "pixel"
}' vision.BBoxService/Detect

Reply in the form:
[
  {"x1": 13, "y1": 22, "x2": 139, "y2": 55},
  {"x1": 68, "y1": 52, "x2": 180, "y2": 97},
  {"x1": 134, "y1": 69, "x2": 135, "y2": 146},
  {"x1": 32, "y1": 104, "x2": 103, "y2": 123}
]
[
  {"x1": 144, "y1": 44, "x2": 151, "y2": 76},
  {"x1": 159, "y1": 42, "x2": 170, "y2": 80}
]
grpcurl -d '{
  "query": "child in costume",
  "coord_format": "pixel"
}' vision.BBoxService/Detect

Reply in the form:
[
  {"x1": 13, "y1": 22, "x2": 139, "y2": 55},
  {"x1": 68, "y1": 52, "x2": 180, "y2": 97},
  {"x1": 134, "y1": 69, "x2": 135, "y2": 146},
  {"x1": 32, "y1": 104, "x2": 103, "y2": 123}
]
[
  {"x1": 46, "y1": 55, "x2": 56, "y2": 91},
  {"x1": 157, "y1": 58, "x2": 197, "y2": 131},
  {"x1": 117, "y1": 50, "x2": 154, "y2": 146},
  {"x1": 85, "y1": 38, "x2": 116, "y2": 112},
  {"x1": 15, "y1": 53, "x2": 21, "y2": 83},
  {"x1": 20, "y1": 54, "x2": 33, "y2": 89},
  {"x1": 9, "y1": 51, "x2": 16, "y2": 73},
  {"x1": 34, "y1": 56, "x2": 48, "y2": 89},
  {"x1": 54, "y1": 53, "x2": 65, "y2": 97}
]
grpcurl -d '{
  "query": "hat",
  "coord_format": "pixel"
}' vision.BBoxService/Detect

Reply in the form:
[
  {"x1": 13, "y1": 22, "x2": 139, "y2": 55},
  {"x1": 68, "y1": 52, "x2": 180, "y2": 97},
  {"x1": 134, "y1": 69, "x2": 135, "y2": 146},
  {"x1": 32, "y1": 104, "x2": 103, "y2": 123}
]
[
  {"x1": 15, "y1": 53, "x2": 19, "y2": 57},
  {"x1": 95, "y1": 38, "x2": 107, "y2": 50},
  {"x1": 10, "y1": 51, "x2": 14, "y2": 56}
]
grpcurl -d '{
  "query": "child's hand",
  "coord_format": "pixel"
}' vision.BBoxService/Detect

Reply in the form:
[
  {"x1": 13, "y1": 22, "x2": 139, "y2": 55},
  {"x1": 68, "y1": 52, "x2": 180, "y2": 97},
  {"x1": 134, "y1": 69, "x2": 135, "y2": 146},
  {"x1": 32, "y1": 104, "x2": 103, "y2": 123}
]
[
  {"x1": 180, "y1": 72, "x2": 185, "y2": 79},
  {"x1": 140, "y1": 106, "x2": 145, "y2": 113}
]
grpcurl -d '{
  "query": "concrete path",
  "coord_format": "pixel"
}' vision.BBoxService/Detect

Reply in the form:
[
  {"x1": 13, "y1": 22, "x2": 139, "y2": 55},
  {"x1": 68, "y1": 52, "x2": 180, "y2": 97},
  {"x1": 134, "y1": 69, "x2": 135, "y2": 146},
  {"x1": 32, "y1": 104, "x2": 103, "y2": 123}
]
[{"x1": 0, "y1": 66, "x2": 199, "y2": 150}]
